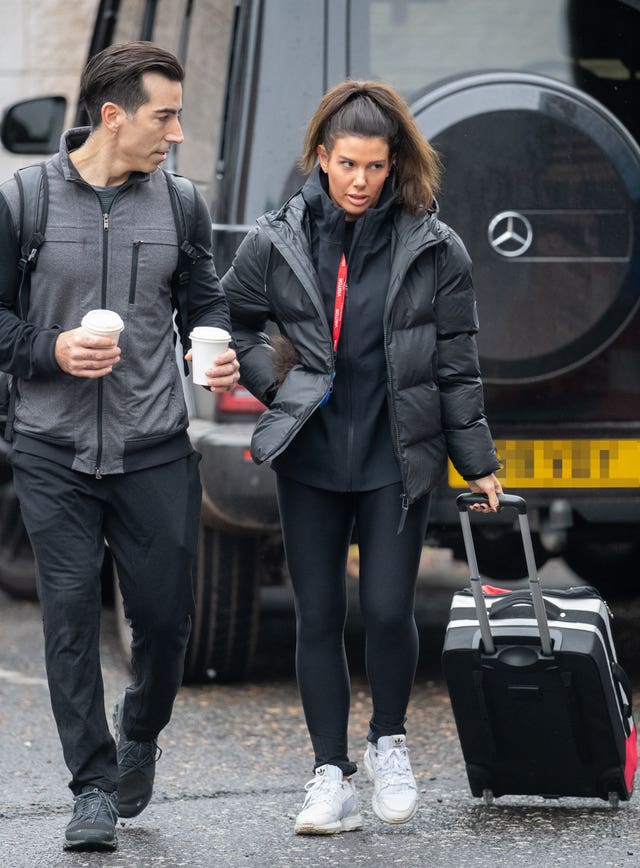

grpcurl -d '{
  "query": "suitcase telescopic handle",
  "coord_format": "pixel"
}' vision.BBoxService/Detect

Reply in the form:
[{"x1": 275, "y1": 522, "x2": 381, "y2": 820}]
[
  {"x1": 455, "y1": 492, "x2": 553, "y2": 657},
  {"x1": 457, "y1": 492, "x2": 527, "y2": 514}
]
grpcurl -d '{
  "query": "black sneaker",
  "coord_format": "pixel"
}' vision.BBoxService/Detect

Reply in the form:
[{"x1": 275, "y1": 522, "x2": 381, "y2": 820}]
[
  {"x1": 64, "y1": 787, "x2": 118, "y2": 851},
  {"x1": 113, "y1": 692, "x2": 162, "y2": 818}
]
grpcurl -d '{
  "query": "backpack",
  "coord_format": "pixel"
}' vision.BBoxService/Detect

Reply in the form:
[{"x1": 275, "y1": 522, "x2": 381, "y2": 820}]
[{"x1": 1, "y1": 165, "x2": 198, "y2": 441}]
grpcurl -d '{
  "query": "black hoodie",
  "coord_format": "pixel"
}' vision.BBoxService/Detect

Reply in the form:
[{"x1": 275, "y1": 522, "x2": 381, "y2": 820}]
[{"x1": 270, "y1": 167, "x2": 401, "y2": 491}]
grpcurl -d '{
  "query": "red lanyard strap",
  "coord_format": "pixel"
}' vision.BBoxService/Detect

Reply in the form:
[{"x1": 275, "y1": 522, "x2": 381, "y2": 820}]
[{"x1": 332, "y1": 253, "x2": 348, "y2": 353}]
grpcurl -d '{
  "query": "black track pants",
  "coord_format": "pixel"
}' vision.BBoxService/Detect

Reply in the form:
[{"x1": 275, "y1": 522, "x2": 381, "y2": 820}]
[
  {"x1": 276, "y1": 476, "x2": 431, "y2": 775},
  {"x1": 10, "y1": 450, "x2": 201, "y2": 795}
]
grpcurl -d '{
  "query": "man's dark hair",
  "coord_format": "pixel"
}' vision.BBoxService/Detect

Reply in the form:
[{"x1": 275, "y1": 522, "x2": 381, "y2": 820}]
[{"x1": 80, "y1": 41, "x2": 184, "y2": 127}]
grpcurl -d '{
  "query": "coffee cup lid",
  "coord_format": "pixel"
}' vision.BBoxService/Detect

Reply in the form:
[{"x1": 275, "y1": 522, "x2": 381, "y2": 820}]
[
  {"x1": 189, "y1": 326, "x2": 230, "y2": 342},
  {"x1": 81, "y1": 309, "x2": 124, "y2": 332}
]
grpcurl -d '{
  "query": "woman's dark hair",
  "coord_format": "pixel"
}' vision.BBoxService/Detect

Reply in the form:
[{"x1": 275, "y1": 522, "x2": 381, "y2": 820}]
[
  {"x1": 80, "y1": 41, "x2": 184, "y2": 127},
  {"x1": 299, "y1": 79, "x2": 441, "y2": 214}
]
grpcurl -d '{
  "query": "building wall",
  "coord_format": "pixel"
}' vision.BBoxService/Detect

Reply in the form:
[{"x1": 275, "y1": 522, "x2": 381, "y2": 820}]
[
  {"x1": 0, "y1": 0, "x2": 233, "y2": 200},
  {"x1": 0, "y1": 0, "x2": 97, "y2": 176}
]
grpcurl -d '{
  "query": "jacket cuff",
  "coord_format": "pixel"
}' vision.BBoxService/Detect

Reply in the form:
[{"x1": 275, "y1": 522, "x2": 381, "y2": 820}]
[
  {"x1": 32, "y1": 327, "x2": 62, "y2": 376},
  {"x1": 462, "y1": 462, "x2": 501, "y2": 481}
]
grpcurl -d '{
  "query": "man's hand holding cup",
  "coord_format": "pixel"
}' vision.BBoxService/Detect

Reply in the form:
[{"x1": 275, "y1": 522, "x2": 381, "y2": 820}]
[
  {"x1": 55, "y1": 309, "x2": 124, "y2": 378},
  {"x1": 186, "y1": 326, "x2": 239, "y2": 391}
]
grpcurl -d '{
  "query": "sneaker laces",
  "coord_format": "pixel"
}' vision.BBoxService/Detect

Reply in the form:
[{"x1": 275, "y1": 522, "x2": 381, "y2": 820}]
[
  {"x1": 374, "y1": 745, "x2": 415, "y2": 793},
  {"x1": 302, "y1": 775, "x2": 344, "y2": 809},
  {"x1": 74, "y1": 789, "x2": 118, "y2": 824},
  {"x1": 119, "y1": 739, "x2": 162, "y2": 775}
]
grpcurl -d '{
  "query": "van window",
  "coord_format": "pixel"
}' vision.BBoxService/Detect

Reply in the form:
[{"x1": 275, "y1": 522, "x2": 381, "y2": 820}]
[
  {"x1": 111, "y1": 0, "x2": 232, "y2": 195},
  {"x1": 228, "y1": 0, "x2": 640, "y2": 231},
  {"x1": 350, "y1": 0, "x2": 573, "y2": 99},
  {"x1": 350, "y1": 0, "x2": 640, "y2": 140}
]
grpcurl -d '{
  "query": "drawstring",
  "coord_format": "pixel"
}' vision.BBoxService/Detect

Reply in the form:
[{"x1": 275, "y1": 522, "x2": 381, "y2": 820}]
[
  {"x1": 263, "y1": 242, "x2": 274, "y2": 293},
  {"x1": 397, "y1": 493, "x2": 409, "y2": 534}
]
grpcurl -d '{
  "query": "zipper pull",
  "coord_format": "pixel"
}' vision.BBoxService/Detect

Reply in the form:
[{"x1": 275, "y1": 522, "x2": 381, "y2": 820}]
[
  {"x1": 318, "y1": 372, "x2": 336, "y2": 408},
  {"x1": 95, "y1": 467, "x2": 102, "y2": 480},
  {"x1": 103, "y1": 213, "x2": 109, "y2": 231},
  {"x1": 397, "y1": 493, "x2": 409, "y2": 534}
]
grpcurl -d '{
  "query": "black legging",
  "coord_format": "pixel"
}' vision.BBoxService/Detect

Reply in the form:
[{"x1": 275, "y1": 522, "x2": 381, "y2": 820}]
[{"x1": 276, "y1": 476, "x2": 431, "y2": 775}]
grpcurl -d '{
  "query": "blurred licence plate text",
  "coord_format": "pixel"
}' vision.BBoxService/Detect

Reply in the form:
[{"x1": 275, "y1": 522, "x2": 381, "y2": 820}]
[{"x1": 448, "y1": 439, "x2": 640, "y2": 489}]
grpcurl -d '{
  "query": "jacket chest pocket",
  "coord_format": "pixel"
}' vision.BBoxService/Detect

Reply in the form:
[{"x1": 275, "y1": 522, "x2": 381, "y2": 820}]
[
  {"x1": 34, "y1": 224, "x2": 82, "y2": 276},
  {"x1": 128, "y1": 230, "x2": 178, "y2": 305},
  {"x1": 29, "y1": 226, "x2": 87, "y2": 324}
]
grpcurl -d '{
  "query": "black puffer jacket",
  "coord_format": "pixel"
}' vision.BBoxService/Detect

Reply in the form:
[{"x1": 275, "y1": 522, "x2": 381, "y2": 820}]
[{"x1": 222, "y1": 189, "x2": 499, "y2": 504}]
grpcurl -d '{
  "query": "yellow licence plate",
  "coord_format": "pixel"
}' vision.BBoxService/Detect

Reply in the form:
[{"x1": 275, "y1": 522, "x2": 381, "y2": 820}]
[{"x1": 448, "y1": 439, "x2": 640, "y2": 489}]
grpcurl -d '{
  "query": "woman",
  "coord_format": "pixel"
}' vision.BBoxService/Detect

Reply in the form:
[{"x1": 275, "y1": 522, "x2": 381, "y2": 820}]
[{"x1": 222, "y1": 80, "x2": 502, "y2": 835}]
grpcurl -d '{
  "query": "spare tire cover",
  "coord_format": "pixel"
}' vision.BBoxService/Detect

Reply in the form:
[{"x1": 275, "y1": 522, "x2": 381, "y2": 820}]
[{"x1": 412, "y1": 72, "x2": 640, "y2": 383}]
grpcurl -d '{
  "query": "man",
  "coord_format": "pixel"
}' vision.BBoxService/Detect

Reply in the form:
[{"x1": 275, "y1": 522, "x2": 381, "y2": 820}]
[{"x1": 0, "y1": 42, "x2": 239, "y2": 851}]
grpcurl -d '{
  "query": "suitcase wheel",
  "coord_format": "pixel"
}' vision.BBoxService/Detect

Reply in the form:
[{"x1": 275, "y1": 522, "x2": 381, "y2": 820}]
[
  {"x1": 608, "y1": 791, "x2": 620, "y2": 810},
  {"x1": 482, "y1": 788, "x2": 494, "y2": 806}
]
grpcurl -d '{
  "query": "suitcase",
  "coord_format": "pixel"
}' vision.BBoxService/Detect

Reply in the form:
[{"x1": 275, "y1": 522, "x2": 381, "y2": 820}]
[{"x1": 442, "y1": 492, "x2": 637, "y2": 806}]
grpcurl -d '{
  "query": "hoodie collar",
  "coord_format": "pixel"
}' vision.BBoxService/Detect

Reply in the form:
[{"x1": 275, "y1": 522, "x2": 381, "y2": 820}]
[
  {"x1": 392, "y1": 203, "x2": 446, "y2": 254},
  {"x1": 262, "y1": 172, "x2": 448, "y2": 268}
]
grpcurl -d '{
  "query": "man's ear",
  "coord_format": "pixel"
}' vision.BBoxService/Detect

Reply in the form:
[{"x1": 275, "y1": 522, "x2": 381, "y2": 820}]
[
  {"x1": 101, "y1": 102, "x2": 124, "y2": 132},
  {"x1": 317, "y1": 144, "x2": 328, "y2": 172}
]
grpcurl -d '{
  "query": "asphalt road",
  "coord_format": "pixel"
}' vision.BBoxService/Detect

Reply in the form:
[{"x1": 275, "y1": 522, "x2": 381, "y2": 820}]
[{"x1": 2, "y1": 554, "x2": 640, "y2": 868}]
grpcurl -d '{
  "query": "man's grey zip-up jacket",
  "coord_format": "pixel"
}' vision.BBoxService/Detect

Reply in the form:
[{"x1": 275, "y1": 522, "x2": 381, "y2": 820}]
[
  {"x1": 222, "y1": 188, "x2": 500, "y2": 505},
  {"x1": 0, "y1": 128, "x2": 230, "y2": 476}
]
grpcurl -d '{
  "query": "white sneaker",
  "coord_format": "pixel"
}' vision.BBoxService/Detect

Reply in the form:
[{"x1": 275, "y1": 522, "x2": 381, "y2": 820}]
[
  {"x1": 294, "y1": 764, "x2": 363, "y2": 835},
  {"x1": 364, "y1": 734, "x2": 418, "y2": 823}
]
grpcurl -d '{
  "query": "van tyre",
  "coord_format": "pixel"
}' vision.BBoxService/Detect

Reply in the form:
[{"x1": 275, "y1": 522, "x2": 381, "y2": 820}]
[
  {"x1": 185, "y1": 523, "x2": 261, "y2": 683},
  {"x1": 114, "y1": 522, "x2": 261, "y2": 684}
]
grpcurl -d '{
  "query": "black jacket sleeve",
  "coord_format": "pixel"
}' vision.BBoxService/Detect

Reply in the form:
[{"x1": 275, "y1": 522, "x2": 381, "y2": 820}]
[
  {"x1": 0, "y1": 191, "x2": 60, "y2": 378},
  {"x1": 185, "y1": 190, "x2": 231, "y2": 336},
  {"x1": 435, "y1": 231, "x2": 500, "y2": 480},
  {"x1": 221, "y1": 227, "x2": 279, "y2": 406}
]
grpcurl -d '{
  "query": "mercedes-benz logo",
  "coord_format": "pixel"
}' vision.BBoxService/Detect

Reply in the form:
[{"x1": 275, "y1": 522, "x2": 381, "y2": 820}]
[{"x1": 488, "y1": 211, "x2": 533, "y2": 258}]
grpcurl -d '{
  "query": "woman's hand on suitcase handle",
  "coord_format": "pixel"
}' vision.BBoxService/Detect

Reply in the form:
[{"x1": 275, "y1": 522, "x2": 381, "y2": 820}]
[{"x1": 467, "y1": 474, "x2": 503, "y2": 512}]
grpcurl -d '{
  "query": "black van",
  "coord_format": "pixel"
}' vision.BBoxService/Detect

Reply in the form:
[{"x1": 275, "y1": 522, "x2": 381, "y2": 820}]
[
  {"x1": 211, "y1": 0, "x2": 640, "y2": 584},
  {"x1": 1, "y1": 0, "x2": 639, "y2": 681}
]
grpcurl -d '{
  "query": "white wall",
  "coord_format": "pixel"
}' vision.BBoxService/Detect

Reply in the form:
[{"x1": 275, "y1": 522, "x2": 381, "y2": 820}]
[
  {"x1": 0, "y1": 0, "x2": 98, "y2": 176},
  {"x1": 0, "y1": 0, "x2": 234, "y2": 197}
]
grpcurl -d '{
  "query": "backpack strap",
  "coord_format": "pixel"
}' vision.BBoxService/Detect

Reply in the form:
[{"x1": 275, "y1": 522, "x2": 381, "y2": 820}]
[
  {"x1": 3, "y1": 162, "x2": 48, "y2": 441},
  {"x1": 164, "y1": 170, "x2": 199, "y2": 374},
  {"x1": 14, "y1": 162, "x2": 48, "y2": 316}
]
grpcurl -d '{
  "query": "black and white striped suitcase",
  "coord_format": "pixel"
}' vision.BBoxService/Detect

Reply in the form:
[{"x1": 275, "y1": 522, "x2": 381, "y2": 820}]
[{"x1": 442, "y1": 493, "x2": 637, "y2": 805}]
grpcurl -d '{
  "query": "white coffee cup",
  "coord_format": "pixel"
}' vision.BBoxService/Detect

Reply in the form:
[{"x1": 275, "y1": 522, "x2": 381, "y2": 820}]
[
  {"x1": 81, "y1": 309, "x2": 125, "y2": 344},
  {"x1": 189, "y1": 326, "x2": 231, "y2": 385}
]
